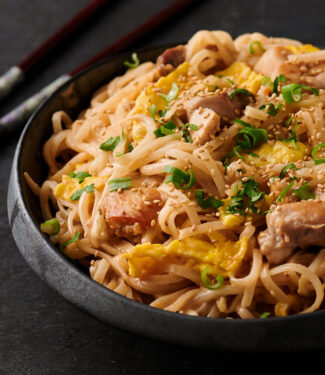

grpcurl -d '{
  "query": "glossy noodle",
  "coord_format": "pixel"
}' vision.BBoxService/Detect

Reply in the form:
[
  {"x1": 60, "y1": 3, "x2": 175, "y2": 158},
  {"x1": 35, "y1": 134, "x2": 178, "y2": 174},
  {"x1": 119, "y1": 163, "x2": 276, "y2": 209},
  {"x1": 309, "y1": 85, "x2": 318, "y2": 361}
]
[{"x1": 28, "y1": 30, "x2": 325, "y2": 319}]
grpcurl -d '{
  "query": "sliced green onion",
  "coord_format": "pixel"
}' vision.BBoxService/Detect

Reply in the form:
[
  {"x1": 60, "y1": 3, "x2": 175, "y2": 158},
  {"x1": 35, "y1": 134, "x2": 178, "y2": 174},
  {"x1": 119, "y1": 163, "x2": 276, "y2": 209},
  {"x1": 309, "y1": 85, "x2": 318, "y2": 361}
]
[
  {"x1": 70, "y1": 184, "x2": 95, "y2": 201},
  {"x1": 109, "y1": 177, "x2": 131, "y2": 192},
  {"x1": 261, "y1": 76, "x2": 272, "y2": 87},
  {"x1": 311, "y1": 142, "x2": 325, "y2": 165},
  {"x1": 158, "y1": 109, "x2": 167, "y2": 117},
  {"x1": 280, "y1": 163, "x2": 298, "y2": 179},
  {"x1": 276, "y1": 182, "x2": 294, "y2": 202},
  {"x1": 260, "y1": 312, "x2": 271, "y2": 319},
  {"x1": 128, "y1": 143, "x2": 134, "y2": 152},
  {"x1": 153, "y1": 121, "x2": 176, "y2": 137},
  {"x1": 124, "y1": 53, "x2": 140, "y2": 69},
  {"x1": 249, "y1": 40, "x2": 266, "y2": 54},
  {"x1": 195, "y1": 189, "x2": 223, "y2": 210},
  {"x1": 282, "y1": 83, "x2": 319, "y2": 103},
  {"x1": 226, "y1": 78, "x2": 235, "y2": 85},
  {"x1": 259, "y1": 102, "x2": 283, "y2": 116},
  {"x1": 273, "y1": 74, "x2": 287, "y2": 96},
  {"x1": 292, "y1": 182, "x2": 316, "y2": 200},
  {"x1": 150, "y1": 104, "x2": 156, "y2": 121},
  {"x1": 228, "y1": 88, "x2": 252, "y2": 100},
  {"x1": 69, "y1": 171, "x2": 91, "y2": 183},
  {"x1": 40, "y1": 218, "x2": 60, "y2": 235},
  {"x1": 100, "y1": 136, "x2": 120, "y2": 151},
  {"x1": 60, "y1": 232, "x2": 80, "y2": 250},
  {"x1": 233, "y1": 118, "x2": 252, "y2": 127},
  {"x1": 236, "y1": 127, "x2": 268, "y2": 149},
  {"x1": 201, "y1": 267, "x2": 224, "y2": 290},
  {"x1": 161, "y1": 82, "x2": 179, "y2": 102}
]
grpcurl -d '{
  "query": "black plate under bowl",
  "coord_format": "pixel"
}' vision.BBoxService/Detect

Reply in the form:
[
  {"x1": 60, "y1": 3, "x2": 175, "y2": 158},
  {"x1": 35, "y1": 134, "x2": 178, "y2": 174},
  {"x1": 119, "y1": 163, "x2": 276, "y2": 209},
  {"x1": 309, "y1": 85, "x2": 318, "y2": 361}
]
[{"x1": 7, "y1": 46, "x2": 325, "y2": 352}]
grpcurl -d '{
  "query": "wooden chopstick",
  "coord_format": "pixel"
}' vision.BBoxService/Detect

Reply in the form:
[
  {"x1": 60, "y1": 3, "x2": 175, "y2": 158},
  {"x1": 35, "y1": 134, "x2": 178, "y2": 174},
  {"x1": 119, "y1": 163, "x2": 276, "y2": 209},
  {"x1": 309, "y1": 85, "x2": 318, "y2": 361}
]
[
  {"x1": 0, "y1": 0, "x2": 109, "y2": 102},
  {"x1": 0, "y1": 0, "x2": 198, "y2": 138}
]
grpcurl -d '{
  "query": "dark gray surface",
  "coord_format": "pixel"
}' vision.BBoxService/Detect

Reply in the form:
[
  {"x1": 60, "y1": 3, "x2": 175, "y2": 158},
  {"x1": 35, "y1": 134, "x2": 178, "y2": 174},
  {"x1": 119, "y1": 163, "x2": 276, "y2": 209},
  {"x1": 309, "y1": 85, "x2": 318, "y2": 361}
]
[{"x1": 2, "y1": 0, "x2": 325, "y2": 373}]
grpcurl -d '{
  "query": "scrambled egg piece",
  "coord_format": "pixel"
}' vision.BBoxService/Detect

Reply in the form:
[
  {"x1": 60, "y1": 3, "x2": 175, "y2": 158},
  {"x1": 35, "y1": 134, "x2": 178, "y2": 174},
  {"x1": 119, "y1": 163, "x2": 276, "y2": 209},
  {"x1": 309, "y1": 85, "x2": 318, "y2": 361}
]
[
  {"x1": 133, "y1": 62, "x2": 190, "y2": 117},
  {"x1": 124, "y1": 234, "x2": 248, "y2": 278},
  {"x1": 55, "y1": 175, "x2": 106, "y2": 201},
  {"x1": 286, "y1": 44, "x2": 320, "y2": 54},
  {"x1": 131, "y1": 62, "x2": 189, "y2": 143},
  {"x1": 216, "y1": 62, "x2": 264, "y2": 94},
  {"x1": 242, "y1": 140, "x2": 308, "y2": 167}
]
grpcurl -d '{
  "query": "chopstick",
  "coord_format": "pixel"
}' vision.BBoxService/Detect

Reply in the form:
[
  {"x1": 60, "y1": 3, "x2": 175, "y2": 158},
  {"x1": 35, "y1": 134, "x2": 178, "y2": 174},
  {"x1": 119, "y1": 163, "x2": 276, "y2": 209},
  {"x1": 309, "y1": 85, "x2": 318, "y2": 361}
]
[
  {"x1": 0, "y1": 0, "x2": 197, "y2": 138},
  {"x1": 0, "y1": 0, "x2": 109, "y2": 102}
]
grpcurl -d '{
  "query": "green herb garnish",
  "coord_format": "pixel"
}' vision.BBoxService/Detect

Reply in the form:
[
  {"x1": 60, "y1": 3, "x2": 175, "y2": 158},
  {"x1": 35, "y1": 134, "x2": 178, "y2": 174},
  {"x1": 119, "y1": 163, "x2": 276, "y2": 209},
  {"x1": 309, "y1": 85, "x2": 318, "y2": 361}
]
[
  {"x1": 236, "y1": 126, "x2": 268, "y2": 150},
  {"x1": 201, "y1": 267, "x2": 224, "y2": 290},
  {"x1": 226, "y1": 177, "x2": 265, "y2": 216},
  {"x1": 109, "y1": 177, "x2": 131, "y2": 192},
  {"x1": 228, "y1": 88, "x2": 252, "y2": 100},
  {"x1": 281, "y1": 83, "x2": 319, "y2": 103},
  {"x1": 249, "y1": 40, "x2": 266, "y2": 54},
  {"x1": 163, "y1": 166, "x2": 196, "y2": 190},
  {"x1": 128, "y1": 143, "x2": 134, "y2": 152},
  {"x1": 69, "y1": 171, "x2": 91, "y2": 183},
  {"x1": 150, "y1": 104, "x2": 156, "y2": 121},
  {"x1": 279, "y1": 120, "x2": 299, "y2": 150},
  {"x1": 70, "y1": 184, "x2": 95, "y2": 201},
  {"x1": 226, "y1": 78, "x2": 235, "y2": 85},
  {"x1": 153, "y1": 121, "x2": 176, "y2": 137},
  {"x1": 292, "y1": 182, "x2": 315, "y2": 200},
  {"x1": 280, "y1": 163, "x2": 298, "y2": 179},
  {"x1": 158, "y1": 109, "x2": 167, "y2": 117},
  {"x1": 273, "y1": 74, "x2": 287, "y2": 96},
  {"x1": 161, "y1": 82, "x2": 179, "y2": 102},
  {"x1": 311, "y1": 142, "x2": 325, "y2": 165},
  {"x1": 259, "y1": 102, "x2": 283, "y2": 116},
  {"x1": 40, "y1": 218, "x2": 60, "y2": 235},
  {"x1": 233, "y1": 118, "x2": 252, "y2": 127},
  {"x1": 276, "y1": 182, "x2": 294, "y2": 202},
  {"x1": 260, "y1": 312, "x2": 271, "y2": 319},
  {"x1": 100, "y1": 136, "x2": 121, "y2": 151},
  {"x1": 124, "y1": 53, "x2": 140, "y2": 69},
  {"x1": 60, "y1": 232, "x2": 80, "y2": 250},
  {"x1": 195, "y1": 189, "x2": 223, "y2": 210}
]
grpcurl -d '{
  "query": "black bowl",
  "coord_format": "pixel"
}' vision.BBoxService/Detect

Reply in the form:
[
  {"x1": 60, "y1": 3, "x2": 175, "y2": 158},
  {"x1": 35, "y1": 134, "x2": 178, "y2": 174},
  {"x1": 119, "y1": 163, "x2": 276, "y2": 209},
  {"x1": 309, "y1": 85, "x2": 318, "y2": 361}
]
[{"x1": 7, "y1": 46, "x2": 325, "y2": 352}]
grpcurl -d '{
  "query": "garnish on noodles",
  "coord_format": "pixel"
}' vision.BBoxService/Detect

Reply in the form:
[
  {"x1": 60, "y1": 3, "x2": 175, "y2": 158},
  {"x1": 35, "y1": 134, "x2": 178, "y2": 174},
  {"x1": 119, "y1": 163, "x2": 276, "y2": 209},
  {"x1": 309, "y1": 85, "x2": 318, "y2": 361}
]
[{"x1": 29, "y1": 30, "x2": 325, "y2": 319}]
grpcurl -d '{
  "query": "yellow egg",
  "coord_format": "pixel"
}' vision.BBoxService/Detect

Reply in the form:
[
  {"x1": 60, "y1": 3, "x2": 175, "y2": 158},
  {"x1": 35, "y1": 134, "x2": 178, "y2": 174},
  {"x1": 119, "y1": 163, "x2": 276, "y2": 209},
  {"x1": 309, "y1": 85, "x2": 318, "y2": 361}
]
[
  {"x1": 124, "y1": 235, "x2": 248, "y2": 278},
  {"x1": 216, "y1": 62, "x2": 264, "y2": 94},
  {"x1": 285, "y1": 44, "x2": 320, "y2": 54},
  {"x1": 54, "y1": 175, "x2": 106, "y2": 201},
  {"x1": 244, "y1": 141, "x2": 308, "y2": 167}
]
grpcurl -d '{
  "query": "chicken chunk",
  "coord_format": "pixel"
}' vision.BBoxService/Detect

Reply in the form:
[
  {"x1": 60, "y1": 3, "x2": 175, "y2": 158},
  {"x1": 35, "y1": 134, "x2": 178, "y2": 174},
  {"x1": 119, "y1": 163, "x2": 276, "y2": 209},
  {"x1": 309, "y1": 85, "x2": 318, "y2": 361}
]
[
  {"x1": 258, "y1": 201, "x2": 325, "y2": 264},
  {"x1": 101, "y1": 175, "x2": 163, "y2": 242},
  {"x1": 184, "y1": 90, "x2": 250, "y2": 124},
  {"x1": 157, "y1": 45, "x2": 186, "y2": 69},
  {"x1": 254, "y1": 46, "x2": 325, "y2": 89},
  {"x1": 188, "y1": 108, "x2": 220, "y2": 145}
]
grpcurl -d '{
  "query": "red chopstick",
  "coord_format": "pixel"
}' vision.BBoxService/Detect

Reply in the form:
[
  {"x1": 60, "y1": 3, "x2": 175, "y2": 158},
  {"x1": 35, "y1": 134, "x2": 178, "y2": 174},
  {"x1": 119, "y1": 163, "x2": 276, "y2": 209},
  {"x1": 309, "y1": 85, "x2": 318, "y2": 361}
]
[
  {"x1": 0, "y1": 0, "x2": 199, "y2": 137},
  {"x1": 0, "y1": 0, "x2": 108, "y2": 102}
]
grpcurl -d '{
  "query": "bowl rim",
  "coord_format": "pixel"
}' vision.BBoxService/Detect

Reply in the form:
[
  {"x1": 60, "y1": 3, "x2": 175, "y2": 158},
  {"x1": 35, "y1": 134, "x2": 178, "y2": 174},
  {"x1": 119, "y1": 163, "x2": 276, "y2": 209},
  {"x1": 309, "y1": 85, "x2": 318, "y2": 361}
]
[{"x1": 8, "y1": 45, "x2": 325, "y2": 352}]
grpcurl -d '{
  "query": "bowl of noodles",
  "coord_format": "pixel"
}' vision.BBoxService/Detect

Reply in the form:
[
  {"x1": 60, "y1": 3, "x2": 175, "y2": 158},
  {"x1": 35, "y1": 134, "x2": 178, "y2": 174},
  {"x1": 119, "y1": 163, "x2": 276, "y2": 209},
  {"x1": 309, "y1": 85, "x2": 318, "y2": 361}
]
[{"x1": 8, "y1": 30, "x2": 325, "y2": 351}]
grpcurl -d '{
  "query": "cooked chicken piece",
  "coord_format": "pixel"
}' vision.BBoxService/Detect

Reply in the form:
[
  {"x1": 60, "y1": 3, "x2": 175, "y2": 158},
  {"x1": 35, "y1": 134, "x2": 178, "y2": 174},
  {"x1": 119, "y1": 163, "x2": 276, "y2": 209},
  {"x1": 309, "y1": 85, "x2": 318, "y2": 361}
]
[
  {"x1": 254, "y1": 46, "x2": 325, "y2": 89},
  {"x1": 101, "y1": 175, "x2": 163, "y2": 242},
  {"x1": 184, "y1": 90, "x2": 250, "y2": 124},
  {"x1": 157, "y1": 45, "x2": 186, "y2": 69},
  {"x1": 258, "y1": 201, "x2": 325, "y2": 264},
  {"x1": 188, "y1": 108, "x2": 220, "y2": 145}
]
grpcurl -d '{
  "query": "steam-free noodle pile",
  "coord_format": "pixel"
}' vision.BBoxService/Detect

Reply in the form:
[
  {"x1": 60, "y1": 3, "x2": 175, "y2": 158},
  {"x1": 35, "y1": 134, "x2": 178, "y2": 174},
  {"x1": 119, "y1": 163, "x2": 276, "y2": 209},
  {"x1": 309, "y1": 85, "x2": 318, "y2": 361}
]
[{"x1": 29, "y1": 31, "x2": 325, "y2": 319}]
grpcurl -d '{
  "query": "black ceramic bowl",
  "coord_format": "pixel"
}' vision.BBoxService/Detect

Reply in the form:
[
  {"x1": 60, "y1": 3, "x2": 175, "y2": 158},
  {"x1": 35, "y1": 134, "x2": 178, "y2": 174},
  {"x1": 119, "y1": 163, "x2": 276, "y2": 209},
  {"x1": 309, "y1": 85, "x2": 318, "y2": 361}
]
[{"x1": 7, "y1": 46, "x2": 325, "y2": 352}]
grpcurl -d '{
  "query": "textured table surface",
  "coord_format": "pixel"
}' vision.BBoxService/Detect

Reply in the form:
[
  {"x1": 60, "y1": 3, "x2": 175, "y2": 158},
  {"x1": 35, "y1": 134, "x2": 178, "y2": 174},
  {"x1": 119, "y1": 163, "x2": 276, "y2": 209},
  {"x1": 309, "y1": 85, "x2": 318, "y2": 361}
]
[{"x1": 2, "y1": 0, "x2": 325, "y2": 373}]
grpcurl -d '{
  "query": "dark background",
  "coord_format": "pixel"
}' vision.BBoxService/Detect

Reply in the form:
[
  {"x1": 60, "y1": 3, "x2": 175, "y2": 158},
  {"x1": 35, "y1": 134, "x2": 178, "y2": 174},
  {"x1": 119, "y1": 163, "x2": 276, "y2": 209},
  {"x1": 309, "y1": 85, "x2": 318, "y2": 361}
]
[{"x1": 1, "y1": 0, "x2": 325, "y2": 373}]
